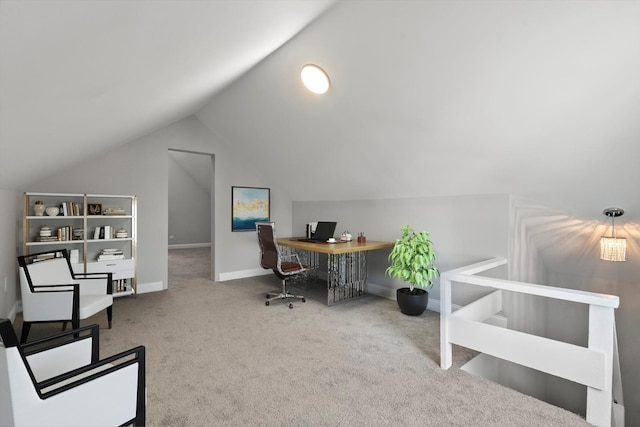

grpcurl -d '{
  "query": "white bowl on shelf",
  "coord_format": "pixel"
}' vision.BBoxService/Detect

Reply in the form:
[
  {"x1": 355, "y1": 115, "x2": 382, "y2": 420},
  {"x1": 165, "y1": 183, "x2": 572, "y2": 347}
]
[{"x1": 45, "y1": 206, "x2": 60, "y2": 216}]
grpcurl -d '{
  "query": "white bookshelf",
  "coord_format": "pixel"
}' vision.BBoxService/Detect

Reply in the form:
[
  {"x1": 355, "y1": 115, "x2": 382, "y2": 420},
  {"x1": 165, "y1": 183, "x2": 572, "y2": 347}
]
[{"x1": 23, "y1": 192, "x2": 137, "y2": 297}]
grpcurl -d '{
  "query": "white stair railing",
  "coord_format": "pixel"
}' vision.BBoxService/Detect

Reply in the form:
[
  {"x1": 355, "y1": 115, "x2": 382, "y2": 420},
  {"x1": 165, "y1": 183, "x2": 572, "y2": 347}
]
[{"x1": 440, "y1": 258, "x2": 622, "y2": 427}]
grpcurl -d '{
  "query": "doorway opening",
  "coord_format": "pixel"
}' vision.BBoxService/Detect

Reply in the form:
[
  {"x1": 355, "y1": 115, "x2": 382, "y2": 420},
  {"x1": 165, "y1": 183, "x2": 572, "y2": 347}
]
[{"x1": 167, "y1": 149, "x2": 215, "y2": 284}]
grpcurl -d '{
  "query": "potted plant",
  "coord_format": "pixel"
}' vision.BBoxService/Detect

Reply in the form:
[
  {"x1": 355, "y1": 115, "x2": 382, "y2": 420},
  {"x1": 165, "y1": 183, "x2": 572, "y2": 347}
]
[{"x1": 386, "y1": 225, "x2": 439, "y2": 316}]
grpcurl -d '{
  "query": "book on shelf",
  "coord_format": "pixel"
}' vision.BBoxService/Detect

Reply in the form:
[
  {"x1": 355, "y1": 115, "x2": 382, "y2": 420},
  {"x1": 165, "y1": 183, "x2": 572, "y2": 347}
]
[
  {"x1": 59, "y1": 201, "x2": 81, "y2": 216},
  {"x1": 98, "y1": 254, "x2": 125, "y2": 261},
  {"x1": 35, "y1": 236, "x2": 59, "y2": 242},
  {"x1": 56, "y1": 225, "x2": 73, "y2": 241},
  {"x1": 113, "y1": 279, "x2": 128, "y2": 293},
  {"x1": 98, "y1": 248, "x2": 125, "y2": 261},
  {"x1": 93, "y1": 226, "x2": 113, "y2": 239}
]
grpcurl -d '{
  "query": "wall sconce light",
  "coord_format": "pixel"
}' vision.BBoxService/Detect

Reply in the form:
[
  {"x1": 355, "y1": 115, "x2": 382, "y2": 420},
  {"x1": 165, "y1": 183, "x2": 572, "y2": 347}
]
[
  {"x1": 301, "y1": 64, "x2": 330, "y2": 94},
  {"x1": 600, "y1": 207, "x2": 626, "y2": 262}
]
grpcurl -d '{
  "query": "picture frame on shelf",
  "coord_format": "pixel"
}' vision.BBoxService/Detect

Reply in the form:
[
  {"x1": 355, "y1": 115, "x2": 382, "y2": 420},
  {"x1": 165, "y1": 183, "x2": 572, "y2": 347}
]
[
  {"x1": 88, "y1": 203, "x2": 102, "y2": 215},
  {"x1": 232, "y1": 186, "x2": 270, "y2": 232}
]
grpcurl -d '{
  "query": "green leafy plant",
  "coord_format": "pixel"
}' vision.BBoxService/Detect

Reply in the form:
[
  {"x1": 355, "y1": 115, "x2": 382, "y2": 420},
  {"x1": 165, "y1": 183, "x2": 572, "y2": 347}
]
[{"x1": 386, "y1": 225, "x2": 439, "y2": 292}]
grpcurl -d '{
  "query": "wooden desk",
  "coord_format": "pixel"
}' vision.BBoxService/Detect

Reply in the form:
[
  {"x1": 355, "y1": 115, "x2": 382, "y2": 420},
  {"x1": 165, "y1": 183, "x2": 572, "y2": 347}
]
[{"x1": 278, "y1": 238, "x2": 394, "y2": 306}]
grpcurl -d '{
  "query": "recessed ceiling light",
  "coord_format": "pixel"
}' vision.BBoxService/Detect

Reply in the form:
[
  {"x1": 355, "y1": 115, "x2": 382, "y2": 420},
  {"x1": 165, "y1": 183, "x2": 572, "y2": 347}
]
[{"x1": 301, "y1": 64, "x2": 330, "y2": 94}]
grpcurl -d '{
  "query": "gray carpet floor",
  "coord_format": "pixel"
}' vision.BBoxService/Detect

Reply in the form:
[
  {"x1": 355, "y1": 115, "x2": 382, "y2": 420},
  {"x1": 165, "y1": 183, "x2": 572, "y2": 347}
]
[{"x1": 13, "y1": 248, "x2": 590, "y2": 426}]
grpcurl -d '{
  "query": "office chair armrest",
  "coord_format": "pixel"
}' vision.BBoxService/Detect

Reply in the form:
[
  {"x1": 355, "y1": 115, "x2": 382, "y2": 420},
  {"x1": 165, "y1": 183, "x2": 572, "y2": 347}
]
[{"x1": 281, "y1": 253, "x2": 305, "y2": 269}]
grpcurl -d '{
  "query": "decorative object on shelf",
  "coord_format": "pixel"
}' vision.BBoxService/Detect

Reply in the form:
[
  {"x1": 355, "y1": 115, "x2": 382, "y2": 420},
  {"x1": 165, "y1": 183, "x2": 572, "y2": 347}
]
[
  {"x1": 36, "y1": 225, "x2": 57, "y2": 242},
  {"x1": 45, "y1": 206, "x2": 60, "y2": 216},
  {"x1": 88, "y1": 203, "x2": 102, "y2": 215},
  {"x1": 103, "y1": 207, "x2": 126, "y2": 215},
  {"x1": 73, "y1": 228, "x2": 84, "y2": 240},
  {"x1": 357, "y1": 232, "x2": 366, "y2": 243},
  {"x1": 600, "y1": 207, "x2": 626, "y2": 262},
  {"x1": 116, "y1": 228, "x2": 128, "y2": 238},
  {"x1": 33, "y1": 201, "x2": 46, "y2": 216},
  {"x1": 231, "y1": 186, "x2": 270, "y2": 232},
  {"x1": 69, "y1": 249, "x2": 80, "y2": 264},
  {"x1": 386, "y1": 225, "x2": 439, "y2": 316},
  {"x1": 39, "y1": 225, "x2": 52, "y2": 237}
]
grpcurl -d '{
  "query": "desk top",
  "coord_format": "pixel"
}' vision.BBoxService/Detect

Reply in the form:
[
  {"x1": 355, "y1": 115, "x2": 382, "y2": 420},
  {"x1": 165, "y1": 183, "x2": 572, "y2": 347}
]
[{"x1": 278, "y1": 237, "x2": 394, "y2": 255}]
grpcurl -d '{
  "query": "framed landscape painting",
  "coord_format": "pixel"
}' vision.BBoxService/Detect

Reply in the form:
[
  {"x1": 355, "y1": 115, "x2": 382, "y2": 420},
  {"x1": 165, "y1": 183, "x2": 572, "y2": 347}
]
[{"x1": 232, "y1": 186, "x2": 270, "y2": 232}]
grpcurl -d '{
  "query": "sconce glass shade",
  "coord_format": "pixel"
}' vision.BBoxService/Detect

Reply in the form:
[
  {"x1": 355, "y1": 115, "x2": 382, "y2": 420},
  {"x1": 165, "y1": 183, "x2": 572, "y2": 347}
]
[
  {"x1": 301, "y1": 64, "x2": 330, "y2": 94},
  {"x1": 600, "y1": 207, "x2": 626, "y2": 262},
  {"x1": 600, "y1": 237, "x2": 626, "y2": 262}
]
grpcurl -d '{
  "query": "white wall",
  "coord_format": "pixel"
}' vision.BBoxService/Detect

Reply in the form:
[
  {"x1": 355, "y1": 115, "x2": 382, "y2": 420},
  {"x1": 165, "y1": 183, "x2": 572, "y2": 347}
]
[
  {"x1": 292, "y1": 194, "x2": 510, "y2": 301},
  {"x1": 0, "y1": 189, "x2": 19, "y2": 320},
  {"x1": 547, "y1": 271, "x2": 639, "y2": 425},
  {"x1": 25, "y1": 116, "x2": 293, "y2": 288},
  {"x1": 463, "y1": 196, "x2": 637, "y2": 424}
]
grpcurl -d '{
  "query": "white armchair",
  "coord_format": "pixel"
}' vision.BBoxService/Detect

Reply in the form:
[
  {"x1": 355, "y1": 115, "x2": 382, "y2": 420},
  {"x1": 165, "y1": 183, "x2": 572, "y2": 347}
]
[
  {"x1": 0, "y1": 318, "x2": 146, "y2": 426},
  {"x1": 17, "y1": 249, "x2": 114, "y2": 343}
]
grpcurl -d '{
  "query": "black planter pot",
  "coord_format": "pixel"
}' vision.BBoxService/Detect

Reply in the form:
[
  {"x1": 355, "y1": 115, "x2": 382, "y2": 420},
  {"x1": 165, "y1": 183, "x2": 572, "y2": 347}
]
[{"x1": 396, "y1": 288, "x2": 429, "y2": 316}]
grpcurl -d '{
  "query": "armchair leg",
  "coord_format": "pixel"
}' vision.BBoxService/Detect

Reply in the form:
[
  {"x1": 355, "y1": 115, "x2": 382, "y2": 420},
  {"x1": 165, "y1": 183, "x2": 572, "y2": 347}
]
[
  {"x1": 107, "y1": 306, "x2": 113, "y2": 329},
  {"x1": 20, "y1": 322, "x2": 31, "y2": 344}
]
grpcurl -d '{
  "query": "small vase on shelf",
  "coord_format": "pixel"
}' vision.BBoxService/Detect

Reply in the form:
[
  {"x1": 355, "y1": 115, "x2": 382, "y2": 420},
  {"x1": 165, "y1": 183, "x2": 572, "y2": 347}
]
[{"x1": 33, "y1": 201, "x2": 46, "y2": 216}]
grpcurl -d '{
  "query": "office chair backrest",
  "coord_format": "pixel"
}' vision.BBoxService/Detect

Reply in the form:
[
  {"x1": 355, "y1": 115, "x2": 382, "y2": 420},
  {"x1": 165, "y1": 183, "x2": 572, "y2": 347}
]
[{"x1": 256, "y1": 222, "x2": 280, "y2": 271}]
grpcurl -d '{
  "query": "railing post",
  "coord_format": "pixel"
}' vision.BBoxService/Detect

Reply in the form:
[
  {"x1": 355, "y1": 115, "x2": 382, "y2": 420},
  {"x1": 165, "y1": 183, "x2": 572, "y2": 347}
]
[
  {"x1": 440, "y1": 275, "x2": 452, "y2": 369},
  {"x1": 586, "y1": 304, "x2": 615, "y2": 427}
]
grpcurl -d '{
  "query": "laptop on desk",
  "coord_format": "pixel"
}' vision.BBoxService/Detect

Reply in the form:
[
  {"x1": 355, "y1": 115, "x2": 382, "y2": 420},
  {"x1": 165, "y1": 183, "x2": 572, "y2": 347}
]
[{"x1": 298, "y1": 221, "x2": 337, "y2": 243}]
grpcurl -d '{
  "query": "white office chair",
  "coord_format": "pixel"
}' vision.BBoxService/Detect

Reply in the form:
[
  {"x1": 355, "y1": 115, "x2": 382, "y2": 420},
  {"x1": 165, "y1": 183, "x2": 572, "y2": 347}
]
[
  {"x1": 17, "y1": 249, "x2": 113, "y2": 343},
  {"x1": 0, "y1": 318, "x2": 146, "y2": 426}
]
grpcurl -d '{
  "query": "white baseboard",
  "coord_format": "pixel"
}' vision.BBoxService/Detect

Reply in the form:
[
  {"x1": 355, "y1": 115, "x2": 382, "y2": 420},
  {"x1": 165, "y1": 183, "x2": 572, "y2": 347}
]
[
  {"x1": 217, "y1": 268, "x2": 272, "y2": 282},
  {"x1": 137, "y1": 281, "x2": 165, "y2": 293},
  {"x1": 368, "y1": 283, "x2": 441, "y2": 310},
  {"x1": 168, "y1": 243, "x2": 211, "y2": 249},
  {"x1": 367, "y1": 282, "x2": 396, "y2": 300},
  {"x1": 214, "y1": 271, "x2": 506, "y2": 324}
]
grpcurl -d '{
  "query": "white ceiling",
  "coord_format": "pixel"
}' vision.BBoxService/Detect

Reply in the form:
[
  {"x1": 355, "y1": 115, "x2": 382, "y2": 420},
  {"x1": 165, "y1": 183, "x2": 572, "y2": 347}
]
[
  {"x1": 0, "y1": 0, "x2": 335, "y2": 189},
  {"x1": 1, "y1": 0, "x2": 639, "y2": 282}
]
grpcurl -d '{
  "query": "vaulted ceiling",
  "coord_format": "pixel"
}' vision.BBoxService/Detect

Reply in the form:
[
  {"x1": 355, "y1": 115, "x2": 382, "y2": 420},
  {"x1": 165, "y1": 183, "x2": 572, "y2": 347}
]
[
  {"x1": 0, "y1": 0, "x2": 336, "y2": 189},
  {"x1": 1, "y1": 0, "x2": 639, "y2": 282}
]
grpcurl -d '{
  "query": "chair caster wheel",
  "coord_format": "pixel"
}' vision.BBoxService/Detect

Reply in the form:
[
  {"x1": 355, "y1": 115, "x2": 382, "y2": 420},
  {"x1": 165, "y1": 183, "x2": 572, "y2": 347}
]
[
  {"x1": 265, "y1": 301, "x2": 270, "y2": 306},
  {"x1": 302, "y1": 298, "x2": 306, "y2": 303},
  {"x1": 289, "y1": 303, "x2": 293, "y2": 309}
]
